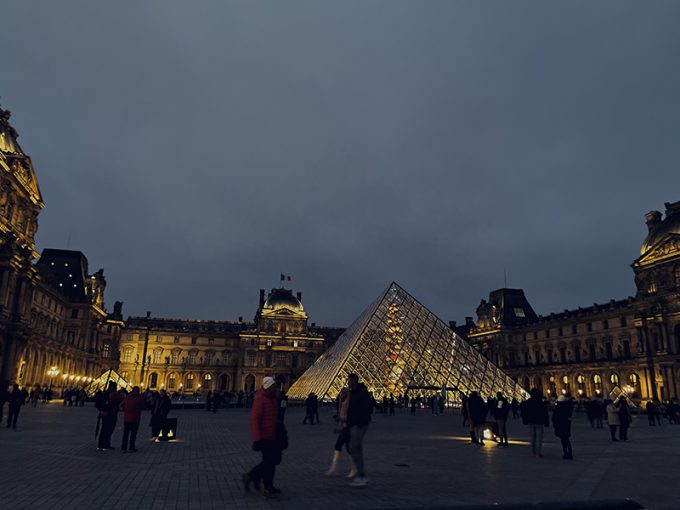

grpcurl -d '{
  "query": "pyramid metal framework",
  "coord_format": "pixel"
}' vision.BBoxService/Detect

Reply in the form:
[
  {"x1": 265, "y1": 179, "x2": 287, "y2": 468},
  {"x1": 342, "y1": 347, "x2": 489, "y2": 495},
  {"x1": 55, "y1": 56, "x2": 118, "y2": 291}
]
[
  {"x1": 288, "y1": 282, "x2": 528, "y2": 402},
  {"x1": 83, "y1": 369, "x2": 133, "y2": 397}
]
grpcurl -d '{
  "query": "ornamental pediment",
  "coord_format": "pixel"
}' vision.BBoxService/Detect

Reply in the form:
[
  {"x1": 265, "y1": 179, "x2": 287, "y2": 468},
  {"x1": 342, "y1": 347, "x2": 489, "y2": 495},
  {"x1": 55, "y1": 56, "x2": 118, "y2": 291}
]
[
  {"x1": 636, "y1": 234, "x2": 680, "y2": 266},
  {"x1": 0, "y1": 154, "x2": 43, "y2": 205}
]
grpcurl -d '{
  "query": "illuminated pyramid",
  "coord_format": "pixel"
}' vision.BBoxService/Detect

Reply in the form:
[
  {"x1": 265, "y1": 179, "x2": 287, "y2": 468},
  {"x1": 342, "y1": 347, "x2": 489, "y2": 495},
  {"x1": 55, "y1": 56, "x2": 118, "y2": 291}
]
[
  {"x1": 288, "y1": 282, "x2": 527, "y2": 402},
  {"x1": 83, "y1": 369, "x2": 133, "y2": 397}
]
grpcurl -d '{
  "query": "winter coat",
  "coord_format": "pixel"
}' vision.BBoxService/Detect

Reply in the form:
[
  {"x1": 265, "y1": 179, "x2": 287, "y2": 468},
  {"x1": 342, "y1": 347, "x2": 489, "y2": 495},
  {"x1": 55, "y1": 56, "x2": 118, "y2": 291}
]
[
  {"x1": 493, "y1": 399, "x2": 510, "y2": 421},
  {"x1": 8, "y1": 389, "x2": 25, "y2": 409},
  {"x1": 606, "y1": 404, "x2": 620, "y2": 425},
  {"x1": 468, "y1": 394, "x2": 488, "y2": 426},
  {"x1": 347, "y1": 383, "x2": 373, "y2": 427},
  {"x1": 122, "y1": 392, "x2": 144, "y2": 423},
  {"x1": 552, "y1": 401, "x2": 573, "y2": 438},
  {"x1": 250, "y1": 389, "x2": 279, "y2": 442},
  {"x1": 522, "y1": 396, "x2": 549, "y2": 426},
  {"x1": 619, "y1": 404, "x2": 631, "y2": 428}
]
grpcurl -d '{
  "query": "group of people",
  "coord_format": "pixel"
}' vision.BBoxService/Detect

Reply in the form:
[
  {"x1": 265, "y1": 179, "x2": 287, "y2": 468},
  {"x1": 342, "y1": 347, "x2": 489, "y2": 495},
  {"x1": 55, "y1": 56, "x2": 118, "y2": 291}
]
[
  {"x1": 0, "y1": 383, "x2": 27, "y2": 429},
  {"x1": 93, "y1": 383, "x2": 172, "y2": 452}
]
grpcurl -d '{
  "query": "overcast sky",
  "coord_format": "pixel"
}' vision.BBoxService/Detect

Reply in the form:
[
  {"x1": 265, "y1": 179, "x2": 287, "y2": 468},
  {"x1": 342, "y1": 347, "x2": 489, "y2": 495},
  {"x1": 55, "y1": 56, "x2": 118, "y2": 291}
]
[{"x1": 2, "y1": 1, "x2": 679, "y2": 326}]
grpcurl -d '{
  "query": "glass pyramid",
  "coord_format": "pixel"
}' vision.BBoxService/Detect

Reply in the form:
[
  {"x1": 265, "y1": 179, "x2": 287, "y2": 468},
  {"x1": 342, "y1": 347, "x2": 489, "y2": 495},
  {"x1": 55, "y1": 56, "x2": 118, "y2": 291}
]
[
  {"x1": 83, "y1": 369, "x2": 133, "y2": 397},
  {"x1": 288, "y1": 282, "x2": 528, "y2": 402}
]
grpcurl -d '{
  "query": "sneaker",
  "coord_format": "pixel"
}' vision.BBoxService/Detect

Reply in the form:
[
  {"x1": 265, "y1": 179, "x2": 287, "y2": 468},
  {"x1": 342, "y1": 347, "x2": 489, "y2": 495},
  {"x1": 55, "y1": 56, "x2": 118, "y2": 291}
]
[
  {"x1": 349, "y1": 477, "x2": 368, "y2": 487},
  {"x1": 346, "y1": 469, "x2": 357, "y2": 478}
]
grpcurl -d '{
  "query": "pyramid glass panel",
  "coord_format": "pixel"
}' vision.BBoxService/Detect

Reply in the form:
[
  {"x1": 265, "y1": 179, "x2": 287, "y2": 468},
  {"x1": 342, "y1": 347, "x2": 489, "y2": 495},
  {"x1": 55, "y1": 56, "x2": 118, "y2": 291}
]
[
  {"x1": 83, "y1": 369, "x2": 133, "y2": 397},
  {"x1": 288, "y1": 282, "x2": 528, "y2": 402}
]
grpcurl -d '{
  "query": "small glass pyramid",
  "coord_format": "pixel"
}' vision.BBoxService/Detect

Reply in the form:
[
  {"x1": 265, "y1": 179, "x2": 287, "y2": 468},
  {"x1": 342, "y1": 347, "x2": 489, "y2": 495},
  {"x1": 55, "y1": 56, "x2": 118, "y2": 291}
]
[
  {"x1": 83, "y1": 368, "x2": 133, "y2": 397},
  {"x1": 288, "y1": 282, "x2": 528, "y2": 402}
]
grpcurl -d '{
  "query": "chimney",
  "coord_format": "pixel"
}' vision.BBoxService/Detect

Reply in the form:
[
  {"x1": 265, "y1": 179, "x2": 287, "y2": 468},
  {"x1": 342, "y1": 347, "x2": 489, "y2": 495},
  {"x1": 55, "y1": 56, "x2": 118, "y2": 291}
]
[
  {"x1": 113, "y1": 301, "x2": 123, "y2": 317},
  {"x1": 296, "y1": 291, "x2": 302, "y2": 302},
  {"x1": 645, "y1": 211, "x2": 662, "y2": 232},
  {"x1": 465, "y1": 316, "x2": 474, "y2": 326},
  {"x1": 259, "y1": 289, "x2": 265, "y2": 308},
  {"x1": 449, "y1": 320, "x2": 457, "y2": 329}
]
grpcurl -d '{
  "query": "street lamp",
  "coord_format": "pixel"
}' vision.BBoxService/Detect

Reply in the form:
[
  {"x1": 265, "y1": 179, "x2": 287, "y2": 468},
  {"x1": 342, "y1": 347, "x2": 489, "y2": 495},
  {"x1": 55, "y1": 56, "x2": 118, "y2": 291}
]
[{"x1": 47, "y1": 366, "x2": 59, "y2": 390}]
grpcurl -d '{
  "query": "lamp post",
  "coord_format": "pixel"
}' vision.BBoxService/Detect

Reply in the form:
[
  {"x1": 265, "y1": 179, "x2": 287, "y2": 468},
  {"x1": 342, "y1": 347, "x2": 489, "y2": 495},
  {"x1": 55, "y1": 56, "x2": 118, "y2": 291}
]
[
  {"x1": 47, "y1": 366, "x2": 58, "y2": 390},
  {"x1": 139, "y1": 311, "x2": 151, "y2": 388}
]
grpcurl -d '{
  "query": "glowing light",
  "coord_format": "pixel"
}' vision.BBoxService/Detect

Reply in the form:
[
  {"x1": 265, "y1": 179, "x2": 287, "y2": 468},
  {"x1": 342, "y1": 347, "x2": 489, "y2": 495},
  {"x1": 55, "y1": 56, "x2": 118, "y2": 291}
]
[
  {"x1": 561, "y1": 389, "x2": 567, "y2": 394},
  {"x1": 483, "y1": 429, "x2": 493, "y2": 440},
  {"x1": 578, "y1": 389, "x2": 583, "y2": 395}
]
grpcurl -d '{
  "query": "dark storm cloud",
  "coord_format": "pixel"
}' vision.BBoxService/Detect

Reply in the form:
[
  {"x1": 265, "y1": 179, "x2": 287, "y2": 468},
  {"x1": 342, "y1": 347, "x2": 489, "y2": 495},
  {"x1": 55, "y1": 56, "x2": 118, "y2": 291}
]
[{"x1": 2, "y1": 1, "x2": 680, "y2": 326}]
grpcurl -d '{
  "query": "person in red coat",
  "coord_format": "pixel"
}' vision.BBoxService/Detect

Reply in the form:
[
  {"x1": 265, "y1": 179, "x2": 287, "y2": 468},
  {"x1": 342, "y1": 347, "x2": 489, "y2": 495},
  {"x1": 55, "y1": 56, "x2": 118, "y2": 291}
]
[
  {"x1": 242, "y1": 376, "x2": 282, "y2": 499},
  {"x1": 121, "y1": 386, "x2": 144, "y2": 452}
]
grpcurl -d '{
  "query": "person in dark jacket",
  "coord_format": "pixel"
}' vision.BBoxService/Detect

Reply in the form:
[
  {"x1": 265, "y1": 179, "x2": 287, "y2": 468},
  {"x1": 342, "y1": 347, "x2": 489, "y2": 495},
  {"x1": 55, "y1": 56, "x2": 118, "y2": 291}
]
[
  {"x1": 467, "y1": 392, "x2": 487, "y2": 445},
  {"x1": 6, "y1": 384, "x2": 25, "y2": 429},
  {"x1": 346, "y1": 373, "x2": 373, "y2": 487},
  {"x1": 150, "y1": 389, "x2": 171, "y2": 439},
  {"x1": 121, "y1": 386, "x2": 144, "y2": 452},
  {"x1": 243, "y1": 376, "x2": 282, "y2": 499},
  {"x1": 303, "y1": 393, "x2": 318, "y2": 425},
  {"x1": 0, "y1": 382, "x2": 9, "y2": 425},
  {"x1": 493, "y1": 392, "x2": 510, "y2": 446},
  {"x1": 646, "y1": 400, "x2": 656, "y2": 426},
  {"x1": 97, "y1": 382, "x2": 123, "y2": 450},
  {"x1": 552, "y1": 395, "x2": 573, "y2": 459},
  {"x1": 522, "y1": 388, "x2": 549, "y2": 458},
  {"x1": 212, "y1": 391, "x2": 222, "y2": 414}
]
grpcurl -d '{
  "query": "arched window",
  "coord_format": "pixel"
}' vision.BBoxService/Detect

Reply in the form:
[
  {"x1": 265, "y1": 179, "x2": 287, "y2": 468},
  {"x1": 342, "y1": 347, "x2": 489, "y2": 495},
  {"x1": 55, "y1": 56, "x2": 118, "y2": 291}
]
[
  {"x1": 610, "y1": 373, "x2": 619, "y2": 385},
  {"x1": 593, "y1": 374, "x2": 602, "y2": 395},
  {"x1": 168, "y1": 373, "x2": 177, "y2": 389},
  {"x1": 203, "y1": 373, "x2": 213, "y2": 390},
  {"x1": 185, "y1": 373, "x2": 195, "y2": 390},
  {"x1": 149, "y1": 372, "x2": 158, "y2": 388},
  {"x1": 219, "y1": 374, "x2": 229, "y2": 391},
  {"x1": 244, "y1": 374, "x2": 255, "y2": 392},
  {"x1": 122, "y1": 347, "x2": 132, "y2": 363}
]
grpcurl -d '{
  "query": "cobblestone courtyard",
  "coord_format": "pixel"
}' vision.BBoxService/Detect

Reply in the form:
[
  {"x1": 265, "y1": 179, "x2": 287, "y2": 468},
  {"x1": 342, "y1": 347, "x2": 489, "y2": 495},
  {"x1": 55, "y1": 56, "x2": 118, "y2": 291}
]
[{"x1": 1, "y1": 403, "x2": 679, "y2": 509}]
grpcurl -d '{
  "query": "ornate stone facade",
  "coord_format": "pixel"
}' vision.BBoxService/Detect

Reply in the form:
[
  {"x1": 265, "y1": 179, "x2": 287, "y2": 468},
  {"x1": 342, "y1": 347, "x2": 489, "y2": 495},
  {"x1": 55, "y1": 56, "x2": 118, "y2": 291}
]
[
  {"x1": 463, "y1": 201, "x2": 680, "y2": 402},
  {"x1": 119, "y1": 288, "x2": 343, "y2": 394},
  {"x1": 0, "y1": 107, "x2": 122, "y2": 388}
]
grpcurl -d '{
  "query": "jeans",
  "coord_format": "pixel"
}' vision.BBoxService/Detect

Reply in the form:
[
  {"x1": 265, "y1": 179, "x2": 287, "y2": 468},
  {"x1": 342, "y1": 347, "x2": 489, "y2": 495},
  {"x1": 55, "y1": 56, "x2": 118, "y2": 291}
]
[
  {"x1": 496, "y1": 420, "x2": 508, "y2": 444},
  {"x1": 529, "y1": 424, "x2": 544, "y2": 456},
  {"x1": 619, "y1": 425, "x2": 629, "y2": 441},
  {"x1": 98, "y1": 415, "x2": 117, "y2": 449},
  {"x1": 559, "y1": 436, "x2": 573, "y2": 457},
  {"x1": 249, "y1": 441, "x2": 281, "y2": 490},
  {"x1": 349, "y1": 425, "x2": 369, "y2": 477},
  {"x1": 122, "y1": 421, "x2": 140, "y2": 450}
]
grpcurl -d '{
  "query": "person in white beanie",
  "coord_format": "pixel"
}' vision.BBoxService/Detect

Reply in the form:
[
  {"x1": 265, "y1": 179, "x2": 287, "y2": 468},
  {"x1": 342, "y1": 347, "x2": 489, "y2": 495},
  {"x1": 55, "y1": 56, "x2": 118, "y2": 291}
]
[{"x1": 243, "y1": 376, "x2": 283, "y2": 499}]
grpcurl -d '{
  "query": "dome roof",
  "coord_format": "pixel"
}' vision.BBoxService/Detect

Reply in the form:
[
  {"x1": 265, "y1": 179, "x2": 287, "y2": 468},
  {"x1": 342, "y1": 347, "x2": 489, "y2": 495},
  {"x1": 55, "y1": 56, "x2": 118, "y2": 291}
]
[
  {"x1": 641, "y1": 201, "x2": 680, "y2": 255},
  {"x1": 263, "y1": 288, "x2": 304, "y2": 314}
]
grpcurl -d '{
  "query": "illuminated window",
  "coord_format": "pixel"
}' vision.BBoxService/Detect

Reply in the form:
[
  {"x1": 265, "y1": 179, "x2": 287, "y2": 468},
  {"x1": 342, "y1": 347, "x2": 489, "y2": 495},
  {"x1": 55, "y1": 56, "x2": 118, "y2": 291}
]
[
  {"x1": 123, "y1": 348, "x2": 132, "y2": 363},
  {"x1": 156, "y1": 335, "x2": 163, "y2": 343},
  {"x1": 153, "y1": 350, "x2": 162, "y2": 364},
  {"x1": 293, "y1": 340, "x2": 299, "y2": 348},
  {"x1": 267, "y1": 339, "x2": 272, "y2": 347},
  {"x1": 648, "y1": 279, "x2": 657, "y2": 294},
  {"x1": 562, "y1": 375, "x2": 569, "y2": 384},
  {"x1": 577, "y1": 374, "x2": 585, "y2": 384},
  {"x1": 168, "y1": 373, "x2": 177, "y2": 389},
  {"x1": 171, "y1": 350, "x2": 179, "y2": 364},
  {"x1": 102, "y1": 343, "x2": 110, "y2": 358},
  {"x1": 149, "y1": 372, "x2": 158, "y2": 388},
  {"x1": 513, "y1": 308, "x2": 526, "y2": 318},
  {"x1": 186, "y1": 373, "x2": 195, "y2": 389},
  {"x1": 188, "y1": 351, "x2": 197, "y2": 364},
  {"x1": 610, "y1": 373, "x2": 619, "y2": 385}
]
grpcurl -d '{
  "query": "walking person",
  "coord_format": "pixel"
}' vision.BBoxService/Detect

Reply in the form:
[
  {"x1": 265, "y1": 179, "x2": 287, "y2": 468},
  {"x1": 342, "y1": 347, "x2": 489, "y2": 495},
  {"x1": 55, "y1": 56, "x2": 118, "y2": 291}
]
[
  {"x1": 410, "y1": 396, "x2": 417, "y2": 416},
  {"x1": 326, "y1": 388, "x2": 355, "y2": 476},
  {"x1": 212, "y1": 391, "x2": 222, "y2": 414},
  {"x1": 6, "y1": 384, "x2": 25, "y2": 429},
  {"x1": 150, "y1": 389, "x2": 171, "y2": 439},
  {"x1": 552, "y1": 395, "x2": 573, "y2": 459},
  {"x1": 594, "y1": 397, "x2": 605, "y2": 429},
  {"x1": 606, "y1": 399, "x2": 620, "y2": 441},
  {"x1": 346, "y1": 373, "x2": 373, "y2": 487},
  {"x1": 522, "y1": 388, "x2": 549, "y2": 458},
  {"x1": 646, "y1": 400, "x2": 656, "y2": 426},
  {"x1": 97, "y1": 382, "x2": 123, "y2": 450},
  {"x1": 618, "y1": 399, "x2": 631, "y2": 441},
  {"x1": 493, "y1": 392, "x2": 510, "y2": 446},
  {"x1": 278, "y1": 393, "x2": 288, "y2": 423},
  {"x1": 121, "y1": 386, "x2": 144, "y2": 452},
  {"x1": 242, "y1": 376, "x2": 284, "y2": 499},
  {"x1": 206, "y1": 391, "x2": 213, "y2": 412}
]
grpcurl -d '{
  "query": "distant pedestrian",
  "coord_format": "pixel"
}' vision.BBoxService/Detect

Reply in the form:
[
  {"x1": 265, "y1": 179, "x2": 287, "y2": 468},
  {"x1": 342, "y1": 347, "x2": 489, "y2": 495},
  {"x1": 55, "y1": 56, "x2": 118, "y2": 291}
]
[
  {"x1": 121, "y1": 386, "x2": 144, "y2": 452},
  {"x1": 552, "y1": 395, "x2": 573, "y2": 459},
  {"x1": 646, "y1": 400, "x2": 657, "y2": 426},
  {"x1": 97, "y1": 382, "x2": 123, "y2": 451},
  {"x1": 6, "y1": 384, "x2": 25, "y2": 429},
  {"x1": 0, "y1": 382, "x2": 8, "y2": 425},
  {"x1": 511, "y1": 398, "x2": 519, "y2": 419},
  {"x1": 594, "y1": 397, "x2": 605, "y2": 429},
  {"x1": 346, "y1": 373, "x2": 373, "y2": 487},
  {"x1": 461, "y1": 393, "x2": 469, "y2": 427},
  {"x1": 150, "y1": 389, "x2": 171, "y2": 439},
  {"x1": 326, "y1": 388, "x2": 354, "y2": 476},
  {"x1": 303, "y1": 393, "x2": 318, "y2": 425},
  {"x1": 492, "y1": 392, "x2": 510, "y2": 446},
  {"x1": 242, "y1": 376, "x2": 284, "y2": 499},
  {"x1": 389, "y1": 395, "x2": 395, "y2": 416},
  {"x1": 410, "y1": 397, "x2": 417, "y2": 416},
  {"x1": 522, "y1": 388, "x2": 549, "y2": 458},
  {"x1": 206, "y1": 391, "x2": 213, "y2": 412},
  {"x1": 606, "y1": 400, "x2": 620, "y2": 441},
  {"x1": 213, "y1": 392, "x2": 222, "y2": 414},
  {"x1": 618, "y1": 399, "x2": 631, "y2": 441},
  {"x1": 278, "y1": 394, "x2": 288, "y2": 423}
]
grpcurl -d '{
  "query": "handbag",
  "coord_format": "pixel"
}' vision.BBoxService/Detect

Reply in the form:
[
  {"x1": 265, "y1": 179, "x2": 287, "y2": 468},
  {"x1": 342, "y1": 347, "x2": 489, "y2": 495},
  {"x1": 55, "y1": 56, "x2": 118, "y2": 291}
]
[{"x1": 275, "y1": 422, "x2": 288, "y2": 450}]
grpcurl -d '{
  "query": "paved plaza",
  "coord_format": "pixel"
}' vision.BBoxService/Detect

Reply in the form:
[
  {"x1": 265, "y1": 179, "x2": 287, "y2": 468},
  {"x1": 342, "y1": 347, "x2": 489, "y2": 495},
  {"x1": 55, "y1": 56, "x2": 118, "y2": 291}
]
[{"x1": 0, "y1": 403, "x2": 679, "y2": 509}]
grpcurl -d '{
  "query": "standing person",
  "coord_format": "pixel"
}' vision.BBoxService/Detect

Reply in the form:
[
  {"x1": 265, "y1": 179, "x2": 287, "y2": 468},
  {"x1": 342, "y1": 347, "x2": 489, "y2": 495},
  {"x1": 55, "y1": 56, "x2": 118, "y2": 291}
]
[
  {"x1": 121, "y1": 386, "x2": 144, "y2": 452},
  {"x1": 606, "y1": 400, "x2": 620, "y2": 442},
  {"x1": 150, "y1": 389, "x2": 171, "y2": 439},
  {"x1": 242, "y1": 376, "x2": 283, "y2": 499},
  {"x1": 595, "y1": 397, "x2": 605, "y2": 429},
  {"x1": 461, "y1": 393, "x2": 469, "y2": 427},
  {"x1": 511, "y1": 398, "x2": 519, "y2": 419},
  {"x1": 618, "y1": 399, "x2": 631, "y2": 441},
  {"x1": 206, "y1": 391, "x2": 213, "y2": 412},
  {"x1": 0, "y1": 382, "x2": 9, "y2": 425},
  {"x1": 6, "y1": 384, "x2": 25, "y2": 429},
  {"x1": 326, "y1": 388, "x2": 354, "y2": 476},
  {"x1": 493, "y1": 392, "x2": 510, "y2": 446},
  {"x1": 389, "y1": 395, "x2": 395, "y2": 416},
  {"x1": 467, "y1": 392, "x2": 487, "y2": 445},
  {"x1": 346, "y1": 373, "x2": 373, "y2": 487},
  {"x1": 410, "y1": 396, "x2": 417, "y2": 416},
  {"x1": 97, "y1": 382, "x2": 123, "y2": 451},
  {"x1": 278, "y1": 393, "x2": 288, "y2": 423},
  {"x1": 646, "y1": 400, "x2": 656, "y2": 426},
  {"x1": 303, "y1": 393, "x2": 316, "y2": 425},
  {"x1": 212, "y1": 391, "x2": 222, "y2": 414},
  {"x1": 552, "y1": 395, "x2": 573, "y2": 459},
  {"x1": 522, "y1": 388, "x2": 549, "y2": 458}
]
